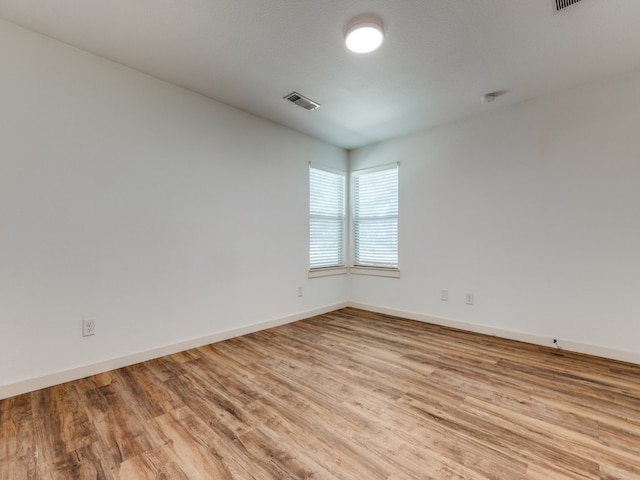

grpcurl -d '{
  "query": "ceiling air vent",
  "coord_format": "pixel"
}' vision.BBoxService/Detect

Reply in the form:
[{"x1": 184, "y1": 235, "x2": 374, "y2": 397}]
[
  {"x1": 555, "y1": 0, "x2": 582, "y2": 11},
  {"x1": 283, "y1": 92, "x2": 320, "y2": 111}
]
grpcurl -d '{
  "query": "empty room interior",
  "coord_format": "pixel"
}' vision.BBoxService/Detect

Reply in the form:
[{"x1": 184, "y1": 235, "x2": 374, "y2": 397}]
[{"x1": 1, "y1": 0, "x2": 640, "y2": 478}]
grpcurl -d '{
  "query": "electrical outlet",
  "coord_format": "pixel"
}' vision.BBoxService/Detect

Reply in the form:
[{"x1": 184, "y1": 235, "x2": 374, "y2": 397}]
[
  {"x1": 83, "y1": 319, "x2": 96, "y2": 337},
  {"x1": 297, "y1": 286, "x2": 303, "y2": 297},
  {"x1": 440, "y1": 289, "x2": 449, "y2": 301},
  {"x1": 465, "y1": 293, "x2": 474, "y2": 305}
]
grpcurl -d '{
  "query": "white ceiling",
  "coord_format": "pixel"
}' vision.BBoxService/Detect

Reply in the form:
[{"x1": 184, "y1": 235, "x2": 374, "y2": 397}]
[{"x1": 1, "y1": 0, "x2": 639, "y2": 149}]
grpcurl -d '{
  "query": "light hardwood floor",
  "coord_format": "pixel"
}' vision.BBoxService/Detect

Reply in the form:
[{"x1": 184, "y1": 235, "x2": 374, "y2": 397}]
[{"x1": 1, "y1": 308, "x2": 640, "y2": 479}]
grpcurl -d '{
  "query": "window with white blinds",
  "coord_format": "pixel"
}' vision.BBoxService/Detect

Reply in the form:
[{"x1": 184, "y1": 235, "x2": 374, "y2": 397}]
[
  {"x1": 309, "y1": 165, "x2": 346, "y2": 269},
  {"x1": 352, "y1": 164, "x2": 398, "y2": 269}
]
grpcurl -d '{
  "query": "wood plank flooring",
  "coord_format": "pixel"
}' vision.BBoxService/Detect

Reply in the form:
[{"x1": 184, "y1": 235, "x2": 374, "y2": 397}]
[{"x1": 2, "y1": 307, "x2": 640, "y2": 479}]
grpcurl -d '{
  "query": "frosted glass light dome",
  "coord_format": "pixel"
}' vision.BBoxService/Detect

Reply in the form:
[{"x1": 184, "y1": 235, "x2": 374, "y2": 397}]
[{"x1": 345, "y1": 21, "x2": 384, "y2": 53}]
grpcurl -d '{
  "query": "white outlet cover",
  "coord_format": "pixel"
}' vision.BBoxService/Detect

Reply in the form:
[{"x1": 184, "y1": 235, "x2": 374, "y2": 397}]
[{"x1": 83, "y1": 319, "x2": 96, "y2": 337}]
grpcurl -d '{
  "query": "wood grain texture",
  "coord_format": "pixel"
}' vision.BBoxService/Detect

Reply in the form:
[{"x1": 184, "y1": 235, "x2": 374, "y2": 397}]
[{"x1": 1, "y1": 307, "x2": 639, "y2": 479}]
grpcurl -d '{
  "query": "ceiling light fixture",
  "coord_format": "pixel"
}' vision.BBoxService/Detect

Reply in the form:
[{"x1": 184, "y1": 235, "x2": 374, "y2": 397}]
[{"x1": 345, "y1": 15, "x2": 384, "y2": 54}]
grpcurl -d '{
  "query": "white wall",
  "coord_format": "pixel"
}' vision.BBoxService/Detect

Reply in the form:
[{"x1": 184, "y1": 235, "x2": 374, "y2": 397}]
[
  {"x1": 350, "y1": 68, "x2": 640, "y2": 361},
  {"x1": 0, "y1": 19, "x2": 348, "y2": 397},
  {"x1": 2, "y1": 17, "x2": 639, "y2": 399}
]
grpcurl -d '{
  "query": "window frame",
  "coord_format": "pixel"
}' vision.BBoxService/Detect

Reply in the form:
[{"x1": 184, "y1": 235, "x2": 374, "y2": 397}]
[
  {"x1": 350, "y1": 163, "x2": 399, "y2": 277},
  {"x1": 308, "y1": 164, "x2": 347, "y2": 278}
]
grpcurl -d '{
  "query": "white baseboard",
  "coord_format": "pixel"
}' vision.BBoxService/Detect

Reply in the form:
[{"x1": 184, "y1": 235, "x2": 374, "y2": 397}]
[
  {"x1": 0, "y1": 302, "x2": 348, "y2": 400},
  {"x1": 348, "y1": 302, "x2": 640, "y2": 365},
  {"x1": 4, "y1": 300, "x2": 637, "y2": 400}
]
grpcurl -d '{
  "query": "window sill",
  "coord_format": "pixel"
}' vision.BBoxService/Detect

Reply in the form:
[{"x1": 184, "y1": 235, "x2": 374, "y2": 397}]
[
  {"x1": 350, "y1": 267, "x2": 401, "y2": 278},
  {"x1": 308, "y1": 267, "x2": 348, "y2": 278}
]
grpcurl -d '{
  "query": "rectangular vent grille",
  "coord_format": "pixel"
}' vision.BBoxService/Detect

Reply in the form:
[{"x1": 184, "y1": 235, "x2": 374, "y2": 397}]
[
  {"x1": 284, "y1": 92, "x2": 320, "y2": 111},
  {"x1": 556, "y1": 0, "x2": 582, "y2": 11}
]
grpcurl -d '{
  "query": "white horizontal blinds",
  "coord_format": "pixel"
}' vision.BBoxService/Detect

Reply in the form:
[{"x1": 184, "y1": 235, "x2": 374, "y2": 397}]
[
  {"x1": 352, "y1": 164, "x2": 398, "y2": 268},
  {"x1": 309, "y1": 166, "x2": 346, "y2": 269}
]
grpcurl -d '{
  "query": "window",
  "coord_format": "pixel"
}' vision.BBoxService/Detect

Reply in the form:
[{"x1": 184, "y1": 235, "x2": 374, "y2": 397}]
[
  {"x1": 352, "y1": 164, "x2": 398, "y2": 270},
  {"x1": 309, "y1": 165, "x2": 346, "y2": 271}
]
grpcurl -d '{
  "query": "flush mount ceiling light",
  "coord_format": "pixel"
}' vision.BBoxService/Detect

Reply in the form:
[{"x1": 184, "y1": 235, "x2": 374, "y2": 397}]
[{"x1": 345, "y1": 15, "x2": 384, "y2": 54}]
